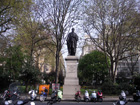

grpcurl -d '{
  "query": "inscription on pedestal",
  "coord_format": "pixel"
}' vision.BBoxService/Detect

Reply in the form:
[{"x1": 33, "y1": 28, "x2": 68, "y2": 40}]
[{"x1": 67, "y1": 65, "x2": 76, "y2": 73}]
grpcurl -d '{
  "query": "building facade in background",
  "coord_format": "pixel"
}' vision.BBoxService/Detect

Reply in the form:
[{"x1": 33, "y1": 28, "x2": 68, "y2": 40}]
[{"x1": 81, "y1": 35, "x2": 140, "y2": 79}]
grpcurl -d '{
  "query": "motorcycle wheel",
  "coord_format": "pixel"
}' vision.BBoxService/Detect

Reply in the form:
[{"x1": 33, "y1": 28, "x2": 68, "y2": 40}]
[
  {"x1": 85, "y1": 98, "x2": 89, "y2": 102},
  {"x1": 77, "y1": 96, "x2": 81, "y2": 102},
  {"x1": 101, "y1": 98, "x2": 103, "y2": 102},
  {"x1": 40, "y1": 96, "x2": 45, "y2": 102},
  {"x1": 93, "y1": 98, "x2": 96, "y2": 102},
  {"x1": 52, "y1": 98, "x2": 56, "y2": 103},
  {"x1": 98, "y1": 98, "x2": 103, "y2": 102},
  {"x1": 31, "y1": 97, "x2": 35, "y2": 101},
  {"x1": 58, "y1": 98, "x2": 61, "y2": 102},
  {"x1": 10, "y1": 94, "x2": 17, "y2": 101},
  {"x1": 3, "y1": 97, "x2": 6, "y2": 101},
  {"x1": 133, "y1": 95, "x2": 137, "y2": 102},
  {"x1": 47, "y1": 101, "x2": 53, "y2": 105}
]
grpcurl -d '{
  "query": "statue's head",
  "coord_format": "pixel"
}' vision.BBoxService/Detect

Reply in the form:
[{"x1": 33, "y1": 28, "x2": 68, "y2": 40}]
[{"x1": 72, "y1": 28, "x2": 75, "y2": 32}]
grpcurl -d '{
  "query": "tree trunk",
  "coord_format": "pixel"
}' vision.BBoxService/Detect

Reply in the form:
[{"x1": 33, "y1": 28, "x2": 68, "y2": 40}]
[
  {"x1": 55, "y1": 49, "x2": 59, "y2": 84},
  {"x1": 25, "y1": 84, "x2": 28, "y2": 92},
  {"x1": 110, "y1": 60, "x2": 114, "y2": 82}
]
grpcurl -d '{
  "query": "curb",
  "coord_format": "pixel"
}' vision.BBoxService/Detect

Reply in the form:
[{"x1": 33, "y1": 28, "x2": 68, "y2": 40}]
[
  {"x1": 0, "y1": 94, "x2": 134, "y2": 102},
  {"x1": 19, "y1": 95, "x2": 133, "y2": 102}
]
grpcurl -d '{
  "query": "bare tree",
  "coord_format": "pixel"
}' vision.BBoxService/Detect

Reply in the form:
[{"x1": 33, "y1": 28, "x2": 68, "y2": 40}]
[
  {"x1": 83, "y1": 0, "x2": 140, "y2": 83},
  {"x1": 0, "y1": 0, "x2": 32, "y2": 36},
  {"x1": 35, "y1": 0, "x2": 82, "y2": 83},
  {"x1": 0, "y1": 0, "x2": 33, "y2": 60},
  {"x1": 0, "y1": 0, "x2": 12, "y2": 35}
]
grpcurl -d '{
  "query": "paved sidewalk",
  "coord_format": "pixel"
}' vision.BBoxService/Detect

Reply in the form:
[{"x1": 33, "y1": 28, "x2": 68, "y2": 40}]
[
  {"x1": 62, "y1": 96, "x2": 133, "y2": 102},
  {"x1": 103, "y1": 95, "x2": 133, "y2": 102},
  {"x1": 19, "y1": 94, "x2": 133, "y2": 102}
]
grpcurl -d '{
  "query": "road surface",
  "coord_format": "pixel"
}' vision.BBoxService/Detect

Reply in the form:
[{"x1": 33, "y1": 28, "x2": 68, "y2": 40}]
[{"x1": 25, "y1": 101, "x2": 140, "y2": 105}]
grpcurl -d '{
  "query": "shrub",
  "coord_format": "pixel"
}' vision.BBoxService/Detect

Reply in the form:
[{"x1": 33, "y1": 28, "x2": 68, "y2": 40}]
[
  {"x1": 101, "y1": 81, "x2": 135, "y2": 95},
  {"x1": 118, "y1": 83, "x2": 134, "y2": 95},
  {"x1": 101, "y1": 80, "x2": 113, "y2": 94},
  {"x1": 81, "y1": 86, "x2": 94, "y2": 89}
]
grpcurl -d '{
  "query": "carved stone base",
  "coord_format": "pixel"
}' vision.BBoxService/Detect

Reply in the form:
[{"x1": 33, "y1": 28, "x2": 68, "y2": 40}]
[
  {"x1": 63, "y1": 56, "x2": 80, "y2": 99},
  {"x1": 63, "y1": 85, "x2": 80, "y2": 100}
]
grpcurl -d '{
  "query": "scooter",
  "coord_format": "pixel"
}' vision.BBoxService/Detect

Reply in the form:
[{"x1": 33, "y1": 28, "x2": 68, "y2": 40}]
[
  {"x1": 90, "y1": 91, "x2": 97, "y2": 102},
  {"x1": 3, "y1": 94, "x2": 29, "y2": 105},
  {"x1": 39, "y1": 91, "x2": 47, "y2": 102},
  {"x1": 28, "y1": 90, "x2": 38, "y2": 100},
  {"x1": 75, "y1": 91, "x2": 81, "y2": 102},
  {"x1": 46, "y1": 91, "x2": 57, "y2": 105},
  {"x1": 83, "y1": 90, "x2": 90, "y2": 102},
  {"x1": 2, "y1": 82, "x2": 29, "y2": 105},
  {"x1": 113, "y1": 95, "x2": 128, "y2": 105},
  {"x1": 3, "y1": 90, "x2": 20, "y2": 101},
  {"x1": 57, "y1": 90, "x2": 63, "y2": 102},
  {"x1": 51, "y1": 90, "x2": 57, "y2": 103},
  {"x1": 47, "y1": 90, "x2": 62, "y2": 105},
  {"x1": 97, "y1": 90, "x2": 103, "y2": 102},
  {"x1": 121, "y1": 90, "x2": 126, "y2": 101}
]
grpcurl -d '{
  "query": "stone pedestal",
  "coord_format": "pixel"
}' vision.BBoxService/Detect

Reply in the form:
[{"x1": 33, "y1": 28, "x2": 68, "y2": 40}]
[{"x1": 63, "y1": 56, "x2": 80, "y2": 99}]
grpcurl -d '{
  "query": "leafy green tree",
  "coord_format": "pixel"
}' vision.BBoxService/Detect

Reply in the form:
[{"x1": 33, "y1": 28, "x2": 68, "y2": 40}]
[
  {"x1": 78, "y1": 50, "x2": 109, "y2": 85},
  {"x1": 0, "y1": 57, "x2": 10, "y2": 91},
  {"x1": 13, "y1": 0, "x2": 53, "y2": 71},
  {"x1": 0, "y1": 45, "x2": 24, "y2": 90},
  {"x1": 83, "y1": 0, "x2": 140, "y2": 83},
  {"x1": 4, "y1": 45, "x2": 25, "y2": 81},
  {"x1": 43, "y1": 71, "x2": 56, "y2": 84},
  {"x1": 19, "y1": 61, "x2": 42, "y2": 91},
  {"x1": 14, "y1": 14, "x2": 53, "y2": 90},
  {"x1": 0, "y1": 45, "x2": 42, "y2": 91}
]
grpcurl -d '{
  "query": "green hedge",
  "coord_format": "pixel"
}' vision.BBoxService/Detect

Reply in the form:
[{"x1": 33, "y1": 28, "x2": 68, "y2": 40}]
[
  {"x1": 101, "y1": 82, "x2": 135, "y2": 95},
  {"x1": 80, "y1": 88, "x2": 98, "y2": 95}
]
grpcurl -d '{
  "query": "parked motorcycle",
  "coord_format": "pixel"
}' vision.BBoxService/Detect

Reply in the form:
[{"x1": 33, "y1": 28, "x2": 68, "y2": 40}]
[
  {"x1": 113, "y1": 95, "x2": 128, "y2": 105},
  {"x1": 47, "y1": 90, "x2": 57, "y2": 105},
  {"x1": 90, "y1": 91, "x2": 97, "y2": 102},
  {"x1": 39, "y1": 91, "x2": 47, "y2": 102},
  {"x1": 121, "y1": 90, "x2": 126, "y2": 101},
  {"x1": 97, "y1": 90, "x2": 103, "y2": 102},
  {"x1": 47, "y1": 90, "x2": 62, "y2": 105},
  {"x1": 3, "y1": 90, "x2": 11, "y2": 101},
  {"x1": 28, "y1": 90, "x2": 37, "y2": 100},
  {"x1": 3, "y1": 90, "x2": 20, "y2": 101},
  {"x1": 83, "y1": 90, "x2": 90, "y2": 102},
  {"x1": 2, "y1": 82, "x2": 29, "y2": 105},
  {"x1": 133, "y1": 90, "x2": 140, "y2": 102},
  {"x1": 51, "y1": 90, "x2": 57, "y2": 103},
  {"x1": 57, "y1": 90, "x2": 63, "y2": 102},
  {"x1": 75, "y1": 91, "x2": 81, "y2": 102}
]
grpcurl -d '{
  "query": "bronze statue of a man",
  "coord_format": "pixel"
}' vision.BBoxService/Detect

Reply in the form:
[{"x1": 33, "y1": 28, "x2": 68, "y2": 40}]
[{"x1": 67, "y1": 28, "x2": 78, "y2": 55}]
